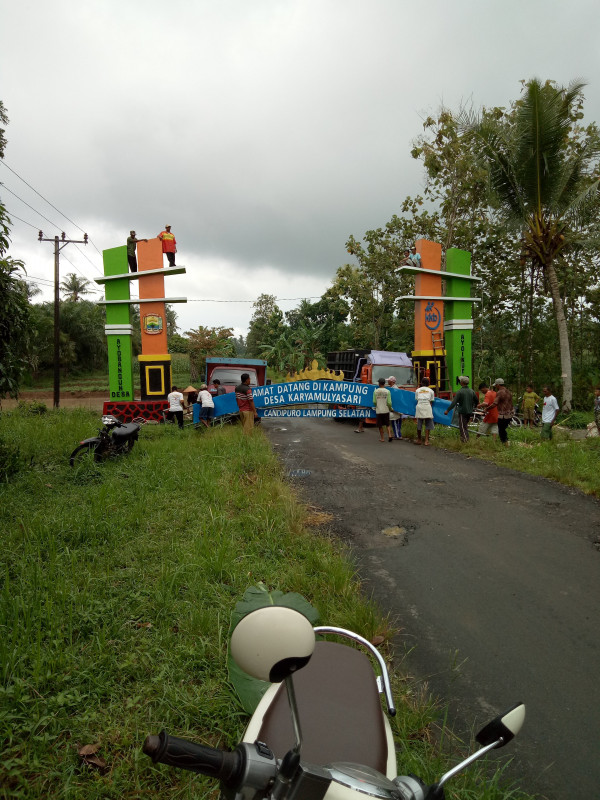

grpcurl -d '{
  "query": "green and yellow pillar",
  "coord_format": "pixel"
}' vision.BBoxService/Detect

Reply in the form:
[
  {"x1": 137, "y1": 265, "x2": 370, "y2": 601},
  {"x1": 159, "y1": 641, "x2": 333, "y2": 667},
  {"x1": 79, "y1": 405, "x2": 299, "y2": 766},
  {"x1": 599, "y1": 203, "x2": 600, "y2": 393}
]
[
  {"x1": 103, "y1": 246, "x2": 135, "y2": 401},
  {"x1": 443, "y1": 248, "x2": 479, "y2": 387}
]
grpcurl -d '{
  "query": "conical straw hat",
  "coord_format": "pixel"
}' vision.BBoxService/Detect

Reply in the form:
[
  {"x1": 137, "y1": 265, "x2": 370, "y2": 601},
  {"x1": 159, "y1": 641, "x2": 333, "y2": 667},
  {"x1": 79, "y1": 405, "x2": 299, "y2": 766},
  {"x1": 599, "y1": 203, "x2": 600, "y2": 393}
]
[{"x1": 183, "y1": 385, "x2": 198, "y2": 393}]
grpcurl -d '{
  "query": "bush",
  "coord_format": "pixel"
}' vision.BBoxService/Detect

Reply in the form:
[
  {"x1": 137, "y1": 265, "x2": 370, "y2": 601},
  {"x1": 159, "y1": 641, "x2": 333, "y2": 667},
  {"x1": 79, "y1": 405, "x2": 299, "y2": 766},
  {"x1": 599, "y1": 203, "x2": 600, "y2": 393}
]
[
  {"x1": 0, "y1": 435, "x2": 21, "y2": 480},
  {"x1": 557, "y1": 411, "x2": 592, "y2": 429},
  {"x1": 16, "y1": 400, "x2": 48, "y2": 415}
]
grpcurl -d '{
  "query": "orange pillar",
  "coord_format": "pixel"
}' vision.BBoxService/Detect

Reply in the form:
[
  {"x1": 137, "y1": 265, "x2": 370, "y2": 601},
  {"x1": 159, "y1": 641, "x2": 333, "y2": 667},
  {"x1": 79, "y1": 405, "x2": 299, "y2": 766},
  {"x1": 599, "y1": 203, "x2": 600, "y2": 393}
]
[
  {"x1": 136, "y1": 239, "x2": 172, "y2": 400},
  {"x1": 413, "y1": 239, "x2": 443, "y2": 351}
]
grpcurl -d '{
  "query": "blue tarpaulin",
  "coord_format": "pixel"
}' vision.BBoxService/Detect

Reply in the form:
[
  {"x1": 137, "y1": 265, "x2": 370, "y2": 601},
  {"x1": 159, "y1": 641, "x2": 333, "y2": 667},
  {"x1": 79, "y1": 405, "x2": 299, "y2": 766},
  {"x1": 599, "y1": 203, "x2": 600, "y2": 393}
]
[{"x1": 193, "y1": 381, "x2": 454, "y2": 425}]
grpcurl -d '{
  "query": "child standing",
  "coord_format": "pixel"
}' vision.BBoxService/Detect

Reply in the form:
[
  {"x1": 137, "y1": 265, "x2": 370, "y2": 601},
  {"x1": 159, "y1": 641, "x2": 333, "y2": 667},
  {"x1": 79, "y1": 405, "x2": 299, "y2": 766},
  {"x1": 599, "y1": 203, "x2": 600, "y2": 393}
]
[{"x1": 521, "y1": 384, "x2": 541, "y2": 427}]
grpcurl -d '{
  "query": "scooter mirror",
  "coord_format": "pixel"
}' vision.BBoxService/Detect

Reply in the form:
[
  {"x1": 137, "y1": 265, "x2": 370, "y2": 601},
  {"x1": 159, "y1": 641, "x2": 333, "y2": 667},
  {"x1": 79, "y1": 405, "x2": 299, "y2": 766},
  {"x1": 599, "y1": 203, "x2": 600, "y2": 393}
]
[
  {"x1": 230, "y1": 606, "x2": 316, "y2": 683},
  {"x1": 475, "y1": 702, "x2": 526, "y2": 748}
]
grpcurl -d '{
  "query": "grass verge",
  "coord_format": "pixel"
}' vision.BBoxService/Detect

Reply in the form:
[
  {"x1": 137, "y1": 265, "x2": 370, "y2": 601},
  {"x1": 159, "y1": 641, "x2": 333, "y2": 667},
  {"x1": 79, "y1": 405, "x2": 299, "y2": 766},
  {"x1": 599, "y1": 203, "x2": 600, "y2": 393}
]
[
  {"x1": 400, "y1": 419, "x2": 600, "y2": 497},
  {"x1": 1, "y1": 409, "x2": 535, "y2": 799}
]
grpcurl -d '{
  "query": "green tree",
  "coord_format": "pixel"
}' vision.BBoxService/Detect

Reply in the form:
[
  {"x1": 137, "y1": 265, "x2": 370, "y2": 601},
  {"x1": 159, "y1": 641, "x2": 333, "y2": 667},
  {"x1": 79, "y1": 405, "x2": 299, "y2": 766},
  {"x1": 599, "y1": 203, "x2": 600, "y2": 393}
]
[
  {"x1": 246, "y1": 294, "x2": 284, "y2": 356},
  {"x1": 0, "y1": 102, "x2": 31, "y2": 402},
  {"x1": 463, "y1": 79, "x2": 600, "y2": 410},
  {"x1": 0, "y1": 244, "x2": 31, "y2": 401},
  {"x1": 59, "y1": 272, "x2": 93, "y2": 302},
  {"x1": 185, "y1": 325, "x2": 235, "y2": 382}
]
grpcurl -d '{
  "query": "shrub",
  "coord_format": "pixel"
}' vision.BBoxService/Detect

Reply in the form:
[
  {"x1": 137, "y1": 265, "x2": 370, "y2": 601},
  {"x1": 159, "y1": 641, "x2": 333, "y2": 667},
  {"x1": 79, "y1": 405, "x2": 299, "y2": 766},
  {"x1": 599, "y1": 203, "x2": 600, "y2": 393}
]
[
  {"x1": 16, "y1": 400, "x2": 48, "y2": 415},
  {"x1": 557, "y1": 411, "x2": 592, "y2": 429}
]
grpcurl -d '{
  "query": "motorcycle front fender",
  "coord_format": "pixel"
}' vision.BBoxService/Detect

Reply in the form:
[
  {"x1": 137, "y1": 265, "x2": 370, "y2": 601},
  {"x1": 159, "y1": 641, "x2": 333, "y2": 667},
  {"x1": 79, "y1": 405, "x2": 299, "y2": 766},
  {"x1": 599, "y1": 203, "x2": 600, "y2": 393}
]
[{"x1": 79, "y1": 437, "x2": 101, "y2": 446}]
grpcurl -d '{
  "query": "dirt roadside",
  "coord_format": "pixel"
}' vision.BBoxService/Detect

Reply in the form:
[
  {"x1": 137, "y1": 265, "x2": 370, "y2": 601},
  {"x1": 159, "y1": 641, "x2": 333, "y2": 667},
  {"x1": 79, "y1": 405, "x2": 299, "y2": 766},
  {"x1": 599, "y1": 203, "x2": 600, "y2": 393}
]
[{"x1": 2, "y1": 392, "x2": 108, "y2": 412}]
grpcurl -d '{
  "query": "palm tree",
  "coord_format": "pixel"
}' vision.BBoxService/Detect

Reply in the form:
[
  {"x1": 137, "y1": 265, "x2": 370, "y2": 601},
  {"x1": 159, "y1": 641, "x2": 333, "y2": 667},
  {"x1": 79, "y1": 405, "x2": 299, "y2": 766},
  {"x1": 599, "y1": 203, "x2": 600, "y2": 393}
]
[
  {"x1": 59, "y1": 273, "x2": 93, "y2": 302},
  {"x1": 464, "y1": 79, "x2": 600, "y2": 410}
]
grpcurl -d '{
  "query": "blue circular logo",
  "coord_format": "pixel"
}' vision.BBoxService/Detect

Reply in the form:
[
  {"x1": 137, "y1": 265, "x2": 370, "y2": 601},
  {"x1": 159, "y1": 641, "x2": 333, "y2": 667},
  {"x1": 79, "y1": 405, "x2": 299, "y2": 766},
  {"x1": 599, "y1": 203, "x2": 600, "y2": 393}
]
[{"x1": 424, "y1": 301, "x2": 441, "y2": 331}]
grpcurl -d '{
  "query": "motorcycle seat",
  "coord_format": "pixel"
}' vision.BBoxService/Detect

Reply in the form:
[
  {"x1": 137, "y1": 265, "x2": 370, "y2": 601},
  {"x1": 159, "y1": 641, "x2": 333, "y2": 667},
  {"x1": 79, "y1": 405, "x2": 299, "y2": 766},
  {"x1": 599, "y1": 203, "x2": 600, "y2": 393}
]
[
  {"x1": 255, "y1": 640, "x2": 389, "y2": 773},
  {"x1": 111, "y1": 423, "x2": 139, "y2": 439}
]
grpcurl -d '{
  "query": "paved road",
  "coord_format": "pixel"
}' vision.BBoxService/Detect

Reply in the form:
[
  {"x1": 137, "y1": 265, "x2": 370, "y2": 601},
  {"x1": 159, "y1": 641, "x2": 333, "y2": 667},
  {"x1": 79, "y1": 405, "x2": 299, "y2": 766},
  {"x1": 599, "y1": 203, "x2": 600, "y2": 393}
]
[{"x1": 264, "y1": 418, "x2": 600, "y2": 800}]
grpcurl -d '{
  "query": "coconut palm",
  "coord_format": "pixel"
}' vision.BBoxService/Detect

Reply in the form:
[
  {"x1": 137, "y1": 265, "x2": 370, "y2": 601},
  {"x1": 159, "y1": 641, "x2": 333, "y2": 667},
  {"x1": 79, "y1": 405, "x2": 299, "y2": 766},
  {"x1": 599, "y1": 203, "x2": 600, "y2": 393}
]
[
  {"x1": 59, "y1": 272, "x2": 93, "y2": 302},
  {"x1": 463, "y1": 79, "x2": 600, "y2": 410}
]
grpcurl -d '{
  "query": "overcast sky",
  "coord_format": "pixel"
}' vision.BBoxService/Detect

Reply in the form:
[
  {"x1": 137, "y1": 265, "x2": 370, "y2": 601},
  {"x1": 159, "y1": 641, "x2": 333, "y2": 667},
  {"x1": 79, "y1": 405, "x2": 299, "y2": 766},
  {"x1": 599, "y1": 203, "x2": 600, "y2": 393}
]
[{"x1": 2, "y1": 0, "x2": 599, "y2": 337}]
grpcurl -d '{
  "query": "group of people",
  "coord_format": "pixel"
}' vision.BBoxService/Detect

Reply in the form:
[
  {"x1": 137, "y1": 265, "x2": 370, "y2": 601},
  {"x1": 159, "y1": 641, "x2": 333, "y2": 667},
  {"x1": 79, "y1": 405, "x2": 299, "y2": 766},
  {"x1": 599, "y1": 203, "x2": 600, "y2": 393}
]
[
  {"x1": 356, "y1": 375, "x2": 436, "y2": 445},
  {"x1": 445, "y1": 376, "x2": 561, "y2": 445},
  {"x1": 165, "y1": 379, "x2": 225, "y2": 429},
  {"x1": 165, "y1": 373, "x2": 259, "y2": 434},
  {"x1": 355, "y1": 373, "x2": 565, "y2": 447},
  {"x1": 126, "y1": 225, "x2": 178, "y2": 272}
]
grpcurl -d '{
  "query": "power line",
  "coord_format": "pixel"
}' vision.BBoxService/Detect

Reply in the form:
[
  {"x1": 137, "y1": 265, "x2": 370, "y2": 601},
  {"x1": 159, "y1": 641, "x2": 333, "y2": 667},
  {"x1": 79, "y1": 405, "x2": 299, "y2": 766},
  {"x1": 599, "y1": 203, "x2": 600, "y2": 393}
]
[
  {"x1": 0, "y1": 160, "x2": 103, "y2": 255},
  {"x1": 4, "y1": 209, "x2": 43, "y2": 232},
  {"x1": 2, "y1": 187, "x2": 102, "y2": 277},
  {"x1": 187, "y1": 296, "x2": 322, "y2": 303},
  {"x1": 1, "y1": 184, "x2": 64, "y2": 231}
]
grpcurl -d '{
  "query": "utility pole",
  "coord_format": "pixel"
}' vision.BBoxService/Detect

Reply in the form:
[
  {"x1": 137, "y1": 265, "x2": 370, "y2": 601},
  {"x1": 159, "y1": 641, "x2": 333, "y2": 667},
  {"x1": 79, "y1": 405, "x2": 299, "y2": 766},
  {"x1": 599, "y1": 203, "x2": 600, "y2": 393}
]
[{"x1": 38, "y1": 231, "x2": 88, "y2": 409}]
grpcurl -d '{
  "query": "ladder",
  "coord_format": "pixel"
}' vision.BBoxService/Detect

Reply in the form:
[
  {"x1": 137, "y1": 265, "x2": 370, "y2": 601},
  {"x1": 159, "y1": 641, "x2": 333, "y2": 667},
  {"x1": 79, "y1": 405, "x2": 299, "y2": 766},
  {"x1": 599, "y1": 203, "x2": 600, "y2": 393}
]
[{"x1": 431, "y1": 332, "x2": 453, "y2": 397}]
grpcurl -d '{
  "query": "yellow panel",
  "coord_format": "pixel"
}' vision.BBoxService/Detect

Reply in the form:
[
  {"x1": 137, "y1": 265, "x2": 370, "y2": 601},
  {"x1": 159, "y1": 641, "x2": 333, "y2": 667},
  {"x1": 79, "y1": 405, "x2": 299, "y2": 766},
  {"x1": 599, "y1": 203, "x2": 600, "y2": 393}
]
[
  {"x1": 426, "y1": 360, "x2": 439, "y2": 388},
  {"x1": 138, "y1": 354, "x2": 171, "y2": 362},
  {"x1": 285, "y1": 359, "x2": 344, "y2": 382},
  {"x1": 145, "y1": 365, "x2": 165, "y2": 395}
]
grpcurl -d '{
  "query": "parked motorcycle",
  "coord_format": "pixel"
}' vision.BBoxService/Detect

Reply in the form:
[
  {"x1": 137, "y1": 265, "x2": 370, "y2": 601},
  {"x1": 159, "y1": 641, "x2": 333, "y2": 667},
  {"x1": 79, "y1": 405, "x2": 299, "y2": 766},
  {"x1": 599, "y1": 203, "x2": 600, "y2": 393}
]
[
  {"x1": 143, "y1": 605, "x2": 525, "y2": 800},
  {"x1": 69, "y1": 414, "x2": 141, "y2": 466}
]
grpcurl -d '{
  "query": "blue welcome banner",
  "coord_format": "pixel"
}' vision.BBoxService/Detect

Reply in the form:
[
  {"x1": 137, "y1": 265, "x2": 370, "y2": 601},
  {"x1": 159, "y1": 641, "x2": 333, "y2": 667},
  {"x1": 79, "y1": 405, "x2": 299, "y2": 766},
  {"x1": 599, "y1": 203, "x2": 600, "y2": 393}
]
[{"x1": 195, "y1": 380, "x2": 453, "y2": 425}]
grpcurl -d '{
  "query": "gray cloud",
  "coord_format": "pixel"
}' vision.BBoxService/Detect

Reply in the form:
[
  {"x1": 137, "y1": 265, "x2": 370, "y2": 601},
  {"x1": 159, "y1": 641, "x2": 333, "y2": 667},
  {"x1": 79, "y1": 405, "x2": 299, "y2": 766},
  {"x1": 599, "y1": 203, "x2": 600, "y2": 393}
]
[{"x1": 2, "y1": 0, "x2": 600, "y2": 334}]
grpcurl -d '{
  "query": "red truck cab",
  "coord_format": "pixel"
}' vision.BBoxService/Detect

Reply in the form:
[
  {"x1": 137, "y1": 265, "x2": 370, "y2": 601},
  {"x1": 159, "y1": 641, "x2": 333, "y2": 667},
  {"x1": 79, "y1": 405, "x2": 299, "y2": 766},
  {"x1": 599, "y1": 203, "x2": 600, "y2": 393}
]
[{"x1": 205, "y1": 357, "x2": 268, "y2": 395}]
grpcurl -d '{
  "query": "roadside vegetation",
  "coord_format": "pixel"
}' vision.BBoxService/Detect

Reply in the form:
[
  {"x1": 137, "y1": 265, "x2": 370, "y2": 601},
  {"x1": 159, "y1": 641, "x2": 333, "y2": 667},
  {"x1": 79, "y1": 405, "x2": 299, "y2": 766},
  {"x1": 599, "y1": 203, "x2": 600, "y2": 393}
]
[
  {"x1": 0, "y1": 408, "x2": 534, "y2": 800},
  {"x1": 396, "y1": 417, "x2": 600, "y2": 497}
]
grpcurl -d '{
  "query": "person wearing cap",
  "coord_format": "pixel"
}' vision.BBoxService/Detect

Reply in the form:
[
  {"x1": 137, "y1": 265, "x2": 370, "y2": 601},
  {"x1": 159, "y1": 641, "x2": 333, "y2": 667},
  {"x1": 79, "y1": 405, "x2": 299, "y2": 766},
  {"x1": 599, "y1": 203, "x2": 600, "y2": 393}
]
[
  {"x1": 408, "y1": 245, "x2": 422, "y2": 268},
  {"x1": 183, "y1": 385, "x2": 198, "y2": 407},
  {"x1": 444, "y1": 376, "x2": 478, "y2": 442},
  {"x1": 157, "y1": 225, "x2": 177, "y2": 267},
  {"x1": 126, "y1": 230, "x2": 148, "y2": 272},
  {"x1": 486, "y1": 379, "x2": 513, "y2": 446},
  {"x1": 387, "y1": 376, "x2": 403, "y2": 440},
  {"x1": 373, "y1": 378, "x2": 394, "y2": 443},
  {"x1": 197, "y1": 383, "x2": 215, "y2": 429}
]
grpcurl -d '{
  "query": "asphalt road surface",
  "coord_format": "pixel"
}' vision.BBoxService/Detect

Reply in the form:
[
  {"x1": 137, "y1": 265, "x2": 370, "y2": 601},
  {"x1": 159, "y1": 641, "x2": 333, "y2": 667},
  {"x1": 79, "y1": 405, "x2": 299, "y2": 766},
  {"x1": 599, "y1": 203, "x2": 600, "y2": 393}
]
[{"x1": 263, "y1": 417, "x2": 600, "y2": 800}]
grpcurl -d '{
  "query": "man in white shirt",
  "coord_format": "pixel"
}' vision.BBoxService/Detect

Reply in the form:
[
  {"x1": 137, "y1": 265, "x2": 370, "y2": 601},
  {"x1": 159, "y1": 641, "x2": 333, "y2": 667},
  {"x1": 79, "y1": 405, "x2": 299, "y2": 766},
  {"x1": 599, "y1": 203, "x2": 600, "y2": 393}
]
[
  {"x1": 166, "y1": 385, "x2": 185, "y2": 429},
  {"x1": 541, "y1": 385, "x2": 560, "y2": 440},
  {"x1": 373, "y1": 378, "x2": 394, "y2": 443},
  {"x1": 414, "y1": 377, "x2": 435, "y2": 446},
  {"x1": 197, "y1": 383, "x2": 215, "y2": 429}
]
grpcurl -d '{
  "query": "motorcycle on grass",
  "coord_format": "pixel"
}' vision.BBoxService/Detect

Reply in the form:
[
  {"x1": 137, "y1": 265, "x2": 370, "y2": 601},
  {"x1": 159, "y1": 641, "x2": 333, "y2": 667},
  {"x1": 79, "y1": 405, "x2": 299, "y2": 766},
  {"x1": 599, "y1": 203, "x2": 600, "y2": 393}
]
[
  {"x1": 144, "y1": 605, "x2": 525, "y2": 800},
  {"x1": 69, "y1": 414, "x2": 141, "y2": 466}
]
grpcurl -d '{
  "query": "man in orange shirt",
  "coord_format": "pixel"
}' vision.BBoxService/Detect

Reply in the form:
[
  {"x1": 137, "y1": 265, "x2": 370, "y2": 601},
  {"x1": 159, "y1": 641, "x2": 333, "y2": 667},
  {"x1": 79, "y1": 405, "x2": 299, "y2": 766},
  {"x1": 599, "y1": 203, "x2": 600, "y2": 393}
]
[
  {"x1": 476, "y1": 381, "x2": 498, "y2": 440},
  {"x1": 157, "y1": 225, "x2": 177, "y2": 267}
]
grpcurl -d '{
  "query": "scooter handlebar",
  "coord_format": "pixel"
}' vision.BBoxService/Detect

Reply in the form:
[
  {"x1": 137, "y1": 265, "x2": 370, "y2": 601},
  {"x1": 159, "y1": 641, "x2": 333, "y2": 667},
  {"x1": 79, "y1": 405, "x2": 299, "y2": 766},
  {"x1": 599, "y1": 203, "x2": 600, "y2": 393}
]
[{"x1": 143, "y1": 730, "x2": 245, "y2": 785}]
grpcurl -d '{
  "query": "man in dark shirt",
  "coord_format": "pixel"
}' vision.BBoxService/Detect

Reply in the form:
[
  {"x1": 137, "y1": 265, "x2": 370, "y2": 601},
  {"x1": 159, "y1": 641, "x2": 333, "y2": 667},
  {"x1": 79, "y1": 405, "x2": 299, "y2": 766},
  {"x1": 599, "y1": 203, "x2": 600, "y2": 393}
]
[
  {"x1": 444, "y1": 376, "x2": 478, "y2": 442},
  {"x1": 211, "y1": 379, "x2": 227, "y2": 396},
  {"x1": 126, "y1": 230, "x2": 147, "y2": 272},
  {"x1": 235, "y1": 373, "x2": 258, "y2": 434}
]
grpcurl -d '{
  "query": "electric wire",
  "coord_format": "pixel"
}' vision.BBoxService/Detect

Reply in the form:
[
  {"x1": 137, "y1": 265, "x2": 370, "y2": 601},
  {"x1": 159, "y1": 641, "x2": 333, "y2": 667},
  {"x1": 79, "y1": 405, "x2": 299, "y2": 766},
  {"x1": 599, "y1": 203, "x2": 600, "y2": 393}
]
[
  {"x1": 4, "y1": 210, "x2": 42, "y2": 231},
  {"x1": 0, "y1": 160, "x2": 103, "y2": 255},
  {"x1": 186, "y1": 296, "x2": 322, "y2": 303},
  {"x1": 1, "y1": 184, "x2": 64, "y2": 232},
  {"x1": 2, "y1": 189, "x2": 102, "y2": 280}
]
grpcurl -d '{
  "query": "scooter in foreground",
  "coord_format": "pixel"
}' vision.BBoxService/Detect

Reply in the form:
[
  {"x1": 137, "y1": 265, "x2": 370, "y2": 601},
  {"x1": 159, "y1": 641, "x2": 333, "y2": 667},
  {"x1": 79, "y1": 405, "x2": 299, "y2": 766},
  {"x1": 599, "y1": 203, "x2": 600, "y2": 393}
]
[
  {"x1": 144, "y1": 606, "x2": 525, "y2": 800},
  {"x1": 69, "y1": 414, "x2": 141, "y2": 466}
]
